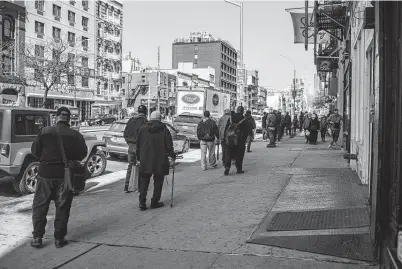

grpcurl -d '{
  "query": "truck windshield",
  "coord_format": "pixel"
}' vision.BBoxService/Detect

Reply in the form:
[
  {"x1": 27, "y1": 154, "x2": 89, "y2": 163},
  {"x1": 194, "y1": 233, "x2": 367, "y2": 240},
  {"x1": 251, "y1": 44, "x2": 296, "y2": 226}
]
[{"x1": 174, "y1": 115, "x2": 202, "y2": 124}]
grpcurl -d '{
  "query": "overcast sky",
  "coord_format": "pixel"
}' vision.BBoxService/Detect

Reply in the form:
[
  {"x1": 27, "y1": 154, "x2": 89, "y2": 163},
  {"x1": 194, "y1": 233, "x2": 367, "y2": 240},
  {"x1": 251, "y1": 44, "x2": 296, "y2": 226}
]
[{"x1": 122, "y1": 1, "x2": 315, "y2": 91}]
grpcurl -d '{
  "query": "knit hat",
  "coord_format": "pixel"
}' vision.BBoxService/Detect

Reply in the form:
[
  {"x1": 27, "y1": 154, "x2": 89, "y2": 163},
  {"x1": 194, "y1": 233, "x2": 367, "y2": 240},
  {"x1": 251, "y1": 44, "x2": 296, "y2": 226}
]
[
  {"x1": 150, "y1": 111, "x2": 161, "y2": 121},
  {"x1": 56, "y1": 106, "x2": 71, "y2": 117}
]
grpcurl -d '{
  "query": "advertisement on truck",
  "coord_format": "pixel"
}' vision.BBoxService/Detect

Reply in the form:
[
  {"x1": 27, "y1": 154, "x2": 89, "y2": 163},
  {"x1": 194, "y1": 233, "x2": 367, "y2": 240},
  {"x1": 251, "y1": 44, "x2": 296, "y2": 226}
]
[
  {"x1": 176, "y1": 90, "x2": 205, "y2": 115},
  {"x1": 205, "y1": 90, "x2": 230, "y2": 118}
]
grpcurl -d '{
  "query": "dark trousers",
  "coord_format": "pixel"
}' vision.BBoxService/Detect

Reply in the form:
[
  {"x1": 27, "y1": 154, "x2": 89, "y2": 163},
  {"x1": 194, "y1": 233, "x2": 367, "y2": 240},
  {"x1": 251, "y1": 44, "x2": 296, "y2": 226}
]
[
  {"x1": 125, "y1": 151, "x2": 137, "y2": 191},
  {"x1": 278, "y1": 126, "x2": 284, "y2": 141},
  {"x1": 246, "y1": 135, "x2": 253, "y2": 151},
  {"x1": 224, "y1": 143, "x2": 246, "y2": 170},
  {"x1": 293, "y1": 126, "x2": 297, "y2": 136},
  {"x1": 220, "y1": 140, "x2": 227, "y2": 162},
  {"x1": 32, "y1": 178, "x2": 73, "y2": 239},
  {"x1": 320, "y1": 129, "x2": 326, "y2": 141},
  {"x1": 332, "y1": 129, "x2": 340, "y2": 144},
  {"x1": 139, "y1": 173, "x2": 164, "y2": 205},
  {"x1": 285, "y1": 126, "x2": 291, "y2": 136},
  {"x1": 309, "y1": 131, "x2": 318, "y2": 144},
  {"x1": 268, "y1": 128, "x2": 276, "y2": 145}
]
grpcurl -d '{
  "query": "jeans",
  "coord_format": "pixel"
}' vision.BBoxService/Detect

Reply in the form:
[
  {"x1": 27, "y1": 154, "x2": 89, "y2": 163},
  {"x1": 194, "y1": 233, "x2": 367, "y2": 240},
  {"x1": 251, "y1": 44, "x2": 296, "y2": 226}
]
[
  {"x1": 32, "y1": 177, "x2": 73, "y2": 239},
  {"x1": 268, "y1": 128, "x2": 276, "y2": 145},
  {"x1": 332, "y1": 129, "x2": 340, "y2": 144},
  {"x1": 125, "y1": 150, "x2": 137, "y2": 191},
  {"x1": 262, "y1": 129, "x2": 268, "y2": 140},
  {"x1": 200, "y1": 140, "x2": 216, "y2": 170},
  {"x1": 320, "y1": 129, "x2": 326, "y2": 141},
  {"x1": 139, "y1": 173, "x2": 164, "y2": 206}
]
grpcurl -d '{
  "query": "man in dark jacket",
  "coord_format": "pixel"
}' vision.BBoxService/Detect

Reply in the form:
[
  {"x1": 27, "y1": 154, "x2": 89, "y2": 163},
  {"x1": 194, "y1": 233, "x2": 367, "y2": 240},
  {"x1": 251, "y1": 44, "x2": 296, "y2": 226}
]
[
  {"x1": 31, "y1": 107, "x2": 88, "y2": 249},
  {"x1": 136, "y1": 111, "x2": 175, "y2": 211},
  {"x1": 262, "y1": 112, "x2": 268, "y2": 141},
  {"x1": 123, "y1": 105, "x2": 148, "y2": 193},
  {"x1": 245, "y1": 110, "x2": 256, "y2": 152},
  {"x1": 223, "y1": 106, "x2": 249, "y2": 175},
  {"x1": 197, "y1": 110, "x2": 219, "y2": 170},
  {"x1": 283, "y1": 112, "x2": 292, "y2": 136},
  {"x1": 275, "y1": 110, "x2": 282, "y2": 141},
  {"x1": 218, "y1": 109, "x2": 231, "y2": 163},
  {"x1": 266, "y1": 108, "x2": 277, "y2": 147},
  {"x1": 299, "y1": 112, "x2": 305, "y2": 131}
]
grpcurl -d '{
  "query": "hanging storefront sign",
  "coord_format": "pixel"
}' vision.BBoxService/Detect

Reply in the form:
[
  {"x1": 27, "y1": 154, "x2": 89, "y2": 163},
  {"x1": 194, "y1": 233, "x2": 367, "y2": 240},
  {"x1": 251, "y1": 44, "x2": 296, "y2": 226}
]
[
  {"x1": 317, "y1": 58, "x2": 333, "y2": 72},
  {"x1": 289, "y1": 11, "x2": 330, "y2": 44}
]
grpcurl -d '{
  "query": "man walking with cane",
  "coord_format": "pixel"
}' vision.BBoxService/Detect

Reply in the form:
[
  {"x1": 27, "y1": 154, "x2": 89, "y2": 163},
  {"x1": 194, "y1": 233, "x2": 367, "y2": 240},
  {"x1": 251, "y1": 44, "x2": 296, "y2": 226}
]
[{"x1": 136, "y1": 111, "x2": 176, "y2": 211}]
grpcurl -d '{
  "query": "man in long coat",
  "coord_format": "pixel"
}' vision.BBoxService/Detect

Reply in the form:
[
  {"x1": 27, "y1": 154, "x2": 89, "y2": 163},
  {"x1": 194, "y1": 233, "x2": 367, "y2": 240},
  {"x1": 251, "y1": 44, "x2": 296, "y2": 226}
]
[{"x1": 136, "y1": 111, "x2": 176, "y2": 211}]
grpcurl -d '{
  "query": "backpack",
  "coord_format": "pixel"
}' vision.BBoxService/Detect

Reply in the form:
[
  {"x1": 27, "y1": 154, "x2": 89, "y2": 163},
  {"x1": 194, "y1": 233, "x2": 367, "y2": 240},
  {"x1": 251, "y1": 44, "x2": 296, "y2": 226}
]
[
  {"x1": 225, "y1": 117, "x2": 247, "y2": 146},
  {"x1": 124, "y1": 116, "x2": 147, "y2": 144}
]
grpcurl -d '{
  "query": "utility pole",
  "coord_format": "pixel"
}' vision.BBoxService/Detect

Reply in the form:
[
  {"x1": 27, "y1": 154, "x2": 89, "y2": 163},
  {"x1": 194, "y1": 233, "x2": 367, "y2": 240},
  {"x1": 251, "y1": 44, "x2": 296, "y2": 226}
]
[
  {"x1": 157, "y1": 46, "x2": 161, "y2": 112},
  {"x1": 293, "y1": 69, "x2": 296, "y2": 114}
]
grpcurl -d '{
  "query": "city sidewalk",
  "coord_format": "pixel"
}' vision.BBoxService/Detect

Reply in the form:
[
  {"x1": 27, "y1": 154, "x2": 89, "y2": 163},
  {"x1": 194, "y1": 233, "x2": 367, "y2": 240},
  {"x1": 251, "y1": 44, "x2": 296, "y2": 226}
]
[{"x1": 0, "y1": 134, "x2": 378, "y2": 269}]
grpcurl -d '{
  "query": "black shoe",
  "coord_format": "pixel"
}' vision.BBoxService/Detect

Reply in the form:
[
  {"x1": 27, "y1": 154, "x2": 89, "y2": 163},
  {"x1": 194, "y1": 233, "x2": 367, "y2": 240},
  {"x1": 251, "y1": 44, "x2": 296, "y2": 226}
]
[
  {"x1": 139, "y1": 204, "x2": 147, "y2": 211},
  {"x1": 55, "y1": 238, "x2": 68, "y2": 248},
  {"x1": 30, "y1": 237, "x2": 42, "y2": 248},
  {"x1": 224, "y1": 168, "x2": 229, "y2": 175},
  {"x1": 236, "y1": 170, "x2": 244, "y2": 174},
  {"x1": 151, "y1": 201, "x2": 164, "y2": 209},
  {"x1": 247, "y1": 150, "x2": 252, "y2": 152}
]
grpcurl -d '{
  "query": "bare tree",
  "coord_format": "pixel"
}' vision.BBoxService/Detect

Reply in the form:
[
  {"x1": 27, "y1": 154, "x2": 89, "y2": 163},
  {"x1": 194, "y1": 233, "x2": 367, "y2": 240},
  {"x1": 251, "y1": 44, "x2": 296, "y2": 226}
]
[{"x1": 21, "y1": 37, "x2": 93, "y2": 108}]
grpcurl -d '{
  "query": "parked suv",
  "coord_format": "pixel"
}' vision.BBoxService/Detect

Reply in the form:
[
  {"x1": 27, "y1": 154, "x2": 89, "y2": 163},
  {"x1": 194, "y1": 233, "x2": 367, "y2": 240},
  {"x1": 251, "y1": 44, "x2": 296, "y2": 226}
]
[
  {"x1": 87, "y1": 114, "x2": 116, "y2": 126},
  {"x1": 0, "y1": 107, "x2": 107, "y2": 195},
  {"x1": 173, "y1": 113, "x2": 218, "y2": 144}
]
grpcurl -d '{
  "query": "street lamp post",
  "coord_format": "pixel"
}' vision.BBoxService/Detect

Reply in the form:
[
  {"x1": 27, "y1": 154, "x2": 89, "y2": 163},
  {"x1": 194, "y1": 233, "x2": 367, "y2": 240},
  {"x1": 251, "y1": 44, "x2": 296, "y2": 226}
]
[
  {"x1": 280, "y1": 54, "x2": 296, "y2": 115},
  {"x1": 225, "y1": 0, "x2": 243, "y2": 109}
]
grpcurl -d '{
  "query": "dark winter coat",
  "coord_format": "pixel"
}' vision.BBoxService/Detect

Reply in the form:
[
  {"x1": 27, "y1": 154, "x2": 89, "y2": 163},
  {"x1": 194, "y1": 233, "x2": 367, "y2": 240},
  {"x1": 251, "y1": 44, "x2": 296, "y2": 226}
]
[
  {"x1": 218, "y1": 113, "x2": 231, "y2": 141},
  {"x1": 136, "y1": 120, "x2": 175, "y2": 176},
  {"x1": 308, "y1": 118, "x2": 320, "y2": 132},
  {"x1": 224, "y1": 113, "x2": 249, "y2": 145},
  {"x1": 262, "y1": 114, "x2": 267, "y2": 128},
  {"x1": 197, "y1": 117, "x2": 219, "y2": 142},
  {"x1": 275, "y1": 113, "x2": 282, "y2": 127},
  {"x1": 31, "y1": 122, "x2": 88, "y2": 179},
  {"x1": 124, "y1": 113, "x2": 148, "y2": 152},
  {"x1": 320, "y1": 117, "x2": 328, "y2": 130},
  {"x1": 266, "y1": 113, "x2": 277, "y2": 128},
  {"x1": 245, "y1": 115, "x2": 256, "y2": 135},
  {"x1": 283, "y1": 114, "x2": 292, "y2": 126}
]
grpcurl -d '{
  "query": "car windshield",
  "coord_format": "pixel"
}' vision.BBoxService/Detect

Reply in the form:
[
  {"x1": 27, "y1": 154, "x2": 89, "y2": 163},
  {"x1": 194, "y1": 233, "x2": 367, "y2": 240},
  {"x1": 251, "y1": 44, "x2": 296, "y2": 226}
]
[
  {"x1": 109, "y1": 122, "x2": 126, "y2": 132},
  {"x1": 174, "y1": 115, "x2": 202, "y2": 124}
]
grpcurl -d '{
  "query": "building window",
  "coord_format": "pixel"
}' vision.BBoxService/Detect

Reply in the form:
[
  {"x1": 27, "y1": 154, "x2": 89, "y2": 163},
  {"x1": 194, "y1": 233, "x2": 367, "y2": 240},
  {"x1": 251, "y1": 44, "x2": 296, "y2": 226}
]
[
  {"x1": 68, "y1": 74, "x2": 75, "y2": 85},
  {"x1": 82, "y1": 56, "x2": 88, "y2": 67},
  {"x1": 35, "y1": 0, "x2": 44, "y2": 11},
  {"x1": 82, "y1": 16, "x2": 89, "y2": 30},
  {"x1": 52, "y1": 27, "x2": 61, "y2": 39},
  {"x1": 34, "y1": 68, "x2": 41, "y2": 82},
  {"x1": 53, "y1": 4, "x2": 61, "y2": 17},
  {"x1": 194, "y1": 45, "x2": 198, "y2": 51},
  {"x1": 82, "y1": 0, "x2": 89, "y2": 9},
  {"x1": 68, "y1": 32, "x2": 75, "y2": 46},
  {"x1": 68, "y1": 53, "x2": 75, "y2": 65},
  {"x1": 68, "y1": 11, "x2": 76, "y2": 23},
  {"x1": 82, "y1": 76, "x2": 89, "y2": 87},
  {"x1": 52, "y1": 49, "x2": 60, "y2": 61},
  {"x1": 34, "y1": 45, "x2": 45, "y2": 58},
  {"x1": 194, "y1": 54, "x2": 198, "y2": 59},
  {"x1": 82, "y1": 36, "x2": 88, "y2": 49},
  {"x1": 2, "y1": 16, "x2": 14, "y2": 39},
  {"x1": 34, "y1": 21, "x2": 44, "y2": 35}
]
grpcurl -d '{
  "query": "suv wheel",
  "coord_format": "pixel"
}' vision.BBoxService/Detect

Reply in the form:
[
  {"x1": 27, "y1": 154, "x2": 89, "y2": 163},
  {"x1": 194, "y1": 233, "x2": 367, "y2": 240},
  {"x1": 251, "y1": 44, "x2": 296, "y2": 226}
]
[
  {"x1": 86, "y1": 150, "x2": 107, "y2": 178},
  {"x1": 182, "y1": 140, "x2": 190, "y2": 153},
  {"x1": 17, "y1": 161, "x2": 40, "y2": 194}
]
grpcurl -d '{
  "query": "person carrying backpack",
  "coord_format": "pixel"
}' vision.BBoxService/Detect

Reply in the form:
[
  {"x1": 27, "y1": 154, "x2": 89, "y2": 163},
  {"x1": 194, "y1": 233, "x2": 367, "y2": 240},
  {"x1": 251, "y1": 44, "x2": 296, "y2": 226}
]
[
  {"x1": 123, "y1": 105, "x2": 148, "y2": 193},
  {"x1": 223, "y1": 106, "x2": 249, "y2": 175},
  {"x1": 266, "y1": 108, "x2": 277, "y2": 148},
  {"x1": 197, "y1": 110, "x2": 219, "y2": 170}
]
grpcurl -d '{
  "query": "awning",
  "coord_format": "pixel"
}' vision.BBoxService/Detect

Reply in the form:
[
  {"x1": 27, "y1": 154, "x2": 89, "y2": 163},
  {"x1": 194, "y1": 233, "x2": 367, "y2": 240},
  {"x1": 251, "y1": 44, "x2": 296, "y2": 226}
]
[
  {"x1": 92, "y1": 100, "x2": 122, "y2": 106},
  {"x1": 27, "y1": 93, "x2": 95, "y2": 102}
]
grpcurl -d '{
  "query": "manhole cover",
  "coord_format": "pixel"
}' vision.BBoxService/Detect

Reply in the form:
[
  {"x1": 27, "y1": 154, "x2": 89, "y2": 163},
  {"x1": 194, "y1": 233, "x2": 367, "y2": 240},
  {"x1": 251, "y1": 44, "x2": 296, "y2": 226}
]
[
  {"x1": 266, "y1": 207, "x2": 369, "y2": 231},
  {"x1": 289, "y1": 148, "x2": 302, "y2": 151}
]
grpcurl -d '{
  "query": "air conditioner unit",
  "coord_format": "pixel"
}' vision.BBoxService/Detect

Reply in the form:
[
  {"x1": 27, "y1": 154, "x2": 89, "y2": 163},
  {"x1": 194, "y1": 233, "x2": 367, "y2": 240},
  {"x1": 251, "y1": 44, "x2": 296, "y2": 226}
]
[
  {"x1": 54, "y1": 16, "x2": 60, "y2": 21},
  {"x1": 83, "y1": 26, "x2": 88, "y2": 31},
  {"x1": 37, "y1": 33, "x2": 44, "y2": 39},
  {"x1": 69, "y1": 21, "x2": 75, "y2": 26},
  {"x1": 37, "y1": 9, "x2": 43, "y2": 15}
]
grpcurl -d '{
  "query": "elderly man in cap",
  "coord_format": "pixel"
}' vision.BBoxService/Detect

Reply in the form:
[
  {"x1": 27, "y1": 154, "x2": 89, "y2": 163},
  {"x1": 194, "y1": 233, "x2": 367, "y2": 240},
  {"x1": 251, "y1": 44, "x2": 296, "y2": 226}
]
[
  {"x1": 30, "y1": 107, "x2": 88, "y2": 248},
  {"x1": 136, "y1": 111, "x2": 176, "y2": 211}
]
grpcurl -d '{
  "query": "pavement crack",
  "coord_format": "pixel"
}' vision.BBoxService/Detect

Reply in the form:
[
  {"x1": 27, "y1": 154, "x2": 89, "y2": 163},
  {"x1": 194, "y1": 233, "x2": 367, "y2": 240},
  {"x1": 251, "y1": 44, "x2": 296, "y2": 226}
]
[
  {"x1": 53, "y1": 243, "x2": 101, "y2": 269},
  {"x1": 207, "y1": 253, "x2": 222, "y2": 269}
]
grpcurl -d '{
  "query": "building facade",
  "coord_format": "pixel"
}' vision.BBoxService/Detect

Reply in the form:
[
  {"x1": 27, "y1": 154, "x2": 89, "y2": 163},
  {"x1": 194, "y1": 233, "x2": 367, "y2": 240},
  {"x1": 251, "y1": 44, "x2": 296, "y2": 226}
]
[
  {"x1": 257, "y1": 86, "x2": 267, "y2": 110},
  {"x1": 172, "y1": 31, "x2": 237, "y2": 100},
  {"x1": 246, "y1": 69, "x2": 259, "y2": 110},
  {"x1": 0, "y1": 1, "x2": 26, "y2": 106},
  {"x1": 24, "y1": 0, "x2": 96, "y2": 121}
]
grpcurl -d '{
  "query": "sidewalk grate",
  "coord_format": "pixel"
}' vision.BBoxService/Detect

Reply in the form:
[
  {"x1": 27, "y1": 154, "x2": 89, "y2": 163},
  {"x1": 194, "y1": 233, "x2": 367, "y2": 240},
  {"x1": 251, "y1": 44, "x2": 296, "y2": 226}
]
[{"x1": 266, "y1": 207, "x2": 369, "y2": 231}]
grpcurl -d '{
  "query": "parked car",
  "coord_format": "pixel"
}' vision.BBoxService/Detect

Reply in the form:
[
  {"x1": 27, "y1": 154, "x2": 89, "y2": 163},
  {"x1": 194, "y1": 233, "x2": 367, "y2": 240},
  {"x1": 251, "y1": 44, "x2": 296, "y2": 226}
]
[
  {"x1": 0, "y1": 107, "x2": 107, "y2": 195},
  {"x1": 173, "y1": 113, "x2": 218, "y2": 144},
  {"x1": 103, "y1": 118, "x2": 190, "y2": 159},
  {"x1": 252, "y1": 114, "x2": 263, "y2": 133},
  {"x1": 87, "y1": 114, "x2": 116, "y2": 126}
]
